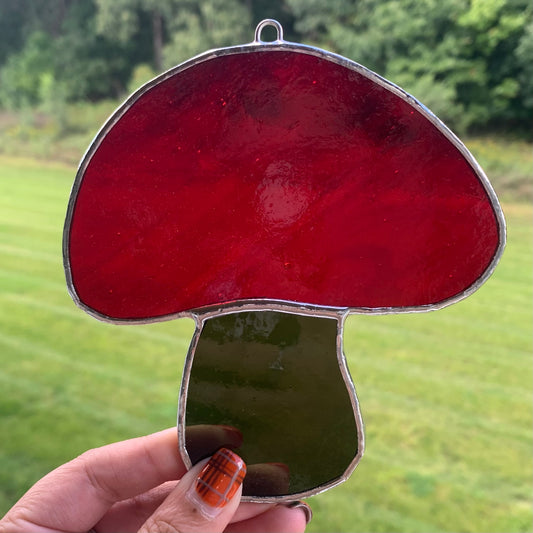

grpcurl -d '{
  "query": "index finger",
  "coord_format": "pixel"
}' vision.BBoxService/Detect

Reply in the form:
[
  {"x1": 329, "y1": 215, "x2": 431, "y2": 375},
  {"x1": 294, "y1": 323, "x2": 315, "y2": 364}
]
[{"x1": 2, "y1": 427, "x2": 236, "y2": 533}]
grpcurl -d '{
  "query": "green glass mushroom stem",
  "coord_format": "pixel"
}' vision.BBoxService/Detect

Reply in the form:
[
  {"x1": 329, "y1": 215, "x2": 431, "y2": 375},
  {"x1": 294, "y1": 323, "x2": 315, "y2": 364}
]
[{"x1": 177, "y1": 307, "x2": 364, "y2": 501}]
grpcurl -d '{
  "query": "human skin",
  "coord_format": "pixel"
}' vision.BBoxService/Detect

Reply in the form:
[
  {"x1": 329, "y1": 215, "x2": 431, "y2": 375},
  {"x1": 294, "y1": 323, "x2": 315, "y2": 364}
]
[{"x1": 0, "y1": 428, "x2": 309, "y2": 533}]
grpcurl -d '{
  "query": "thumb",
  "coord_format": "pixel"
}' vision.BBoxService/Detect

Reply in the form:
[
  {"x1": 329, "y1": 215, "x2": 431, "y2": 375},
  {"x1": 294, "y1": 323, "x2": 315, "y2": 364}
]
[{"x1": 138, "y1": 448, "x2": 246, "y2": 533}]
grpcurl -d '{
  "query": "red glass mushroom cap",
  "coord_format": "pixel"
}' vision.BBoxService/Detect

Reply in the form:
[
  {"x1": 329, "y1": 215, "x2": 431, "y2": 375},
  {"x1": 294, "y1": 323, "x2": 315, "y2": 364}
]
[{"x1": 64, "y1": 41, "x2": 505, "y2": 322}]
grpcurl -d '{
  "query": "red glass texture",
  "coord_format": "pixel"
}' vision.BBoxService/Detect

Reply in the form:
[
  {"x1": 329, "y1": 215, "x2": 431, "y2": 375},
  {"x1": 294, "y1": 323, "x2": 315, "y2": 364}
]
[{"x1": 68, "y1": 51, "x2": 501, "y2": 320}]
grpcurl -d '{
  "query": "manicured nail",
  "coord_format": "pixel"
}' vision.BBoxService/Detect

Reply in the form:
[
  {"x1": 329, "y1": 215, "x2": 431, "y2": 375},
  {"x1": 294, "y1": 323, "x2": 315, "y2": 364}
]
[
  {"x1": 189, "y1": 448, "x2": 246, "y2": 518},
  {"x1": 286, "y1": 500, "x2": 313, "y2": 524}
]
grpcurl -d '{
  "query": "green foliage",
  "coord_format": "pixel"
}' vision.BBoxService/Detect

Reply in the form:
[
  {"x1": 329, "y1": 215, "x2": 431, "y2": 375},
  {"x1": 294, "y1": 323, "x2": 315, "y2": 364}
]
[
  {"x1": 50, "y1": 1, "x2": 136, "y2": 102},
  {"x1": 456, "y1": 0, "x2": 532, "y2": 131},
  {"x1": 0, "y1": 32, "x2": 55, "y2": 109},
  {"x1": 0, "y1": 2, "x2": 29, "y2": 65},
  {"x1": 467, "y1": 137, "x2": 533, "y2": 201},
  {"x1": 515, "y1": 19, "x2": 533, "y2": 110},
  {"x1": 95, "y1": 0, "x2": 145, "y2": 43},
  {"x1": 162, "y1": 0, "x2": 251, "y2": 67},
  {"x1": 0, "y1": 1, "x2": 148, "y2": 110},
  {"x1": 38, "y1": 72, "x2": 69, "y2": 135},
  {"x1": 95, "y1": 0, "x2": 252, "y2": 69},
  {"x1": 0, "y1": 101, "x2": 118, "y2": 163},
  {"x1": 0, "y1": 156, "x2": 531, "y2": 532},
  {"x1": 127, "y1": 63, "x2": 158, "y2": 94}
]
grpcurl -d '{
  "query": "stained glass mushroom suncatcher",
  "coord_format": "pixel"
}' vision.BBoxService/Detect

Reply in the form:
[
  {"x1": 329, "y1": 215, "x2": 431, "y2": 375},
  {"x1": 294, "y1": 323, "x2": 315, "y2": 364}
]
[{"x1": 63, "y1": 20, "x2": 505, "y2": 502}]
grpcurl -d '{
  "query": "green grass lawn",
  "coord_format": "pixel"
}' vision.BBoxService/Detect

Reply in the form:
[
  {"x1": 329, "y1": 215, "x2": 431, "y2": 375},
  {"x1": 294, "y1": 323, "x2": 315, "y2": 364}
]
[{"x1": 0, "y1": 156, "x2": 531, "y2": 532}]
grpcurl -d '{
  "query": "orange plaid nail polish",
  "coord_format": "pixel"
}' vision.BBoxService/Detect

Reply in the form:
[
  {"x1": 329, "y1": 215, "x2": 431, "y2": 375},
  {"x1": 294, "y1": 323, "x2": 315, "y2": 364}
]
[{"x1": 193, "y1": 448, "x2": 246, "y2": 515}]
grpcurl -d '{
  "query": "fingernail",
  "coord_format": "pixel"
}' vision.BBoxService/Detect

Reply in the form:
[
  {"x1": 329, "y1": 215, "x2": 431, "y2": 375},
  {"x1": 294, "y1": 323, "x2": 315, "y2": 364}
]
[
  {"x1": 286, "y1": 500, "x2": 313, "y2": 524},
  {"x1": 188, "y1": 448, "x2": 246, "y2": 518}
]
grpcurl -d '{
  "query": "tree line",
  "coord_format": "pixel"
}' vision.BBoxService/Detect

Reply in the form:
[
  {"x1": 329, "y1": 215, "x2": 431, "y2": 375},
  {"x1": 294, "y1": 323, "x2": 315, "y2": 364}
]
[{"x1": 0, "y1": 0, "x2": 531, "y2": 136}]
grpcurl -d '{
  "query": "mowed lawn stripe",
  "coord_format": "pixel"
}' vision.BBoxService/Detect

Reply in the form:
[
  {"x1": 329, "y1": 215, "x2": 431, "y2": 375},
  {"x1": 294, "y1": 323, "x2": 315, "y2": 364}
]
[
  {"x1": 0, "y1": 292, "x2": 194, "y2": 347},
  {"x1": 0, "y1": 268, "x2": 65, "y2": 291},
  {"x1": 0, "y1": 329, "x2": 159, "y2": 389},
  {"x1": 334, "y1": 457, "x2": 532, "y2": 533},
  {"x1": 0, "y1": 218, "x2": 60, "y2": 238},
  {"x1": 346, "y1": 319, "x2": 531, "y2": 377},
  {"x1": 0, "y1": 371, "x2": 154, "y2": 434},
  {"x1": 0, "y1": 202, "x2": 66, "y2": 222},
  {"x1": 0, "y1": 296, "x2": 190, "y2": 381},
  {"x1": 360, "y1": 383, "x2": 531, "y2": 446},
  {"x1": 365, "y1": 441, "x2": 531, "y2": 502},
  {"x1": 349, "y1": 349, "x2": 530, "y2": 400},
  {"x1": 0, "y1": 242, "x2": 59, "y2": 263}
]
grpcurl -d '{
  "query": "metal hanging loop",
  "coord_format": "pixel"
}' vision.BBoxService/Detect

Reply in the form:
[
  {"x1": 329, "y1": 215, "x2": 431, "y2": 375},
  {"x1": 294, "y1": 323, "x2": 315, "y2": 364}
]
[{"x1": 254, "y1": 19, "x2": 284, "y2": 43}]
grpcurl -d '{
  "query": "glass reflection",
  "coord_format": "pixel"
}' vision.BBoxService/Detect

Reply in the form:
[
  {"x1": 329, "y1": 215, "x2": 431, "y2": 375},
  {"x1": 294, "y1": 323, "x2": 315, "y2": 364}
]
[{"x1": 185, "y1": 310, "x2": 359, "y2": 497}]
